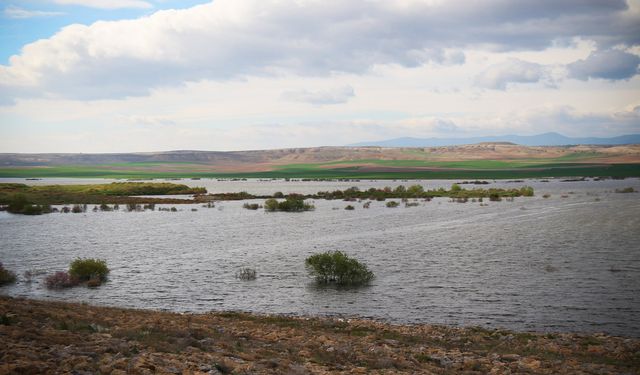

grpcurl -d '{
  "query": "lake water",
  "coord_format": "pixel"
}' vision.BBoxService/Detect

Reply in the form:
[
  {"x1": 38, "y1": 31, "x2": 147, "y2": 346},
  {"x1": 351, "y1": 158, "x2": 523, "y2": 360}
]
[{"x1": 1, "y1": 177, "x2": 640, "y2": 337}]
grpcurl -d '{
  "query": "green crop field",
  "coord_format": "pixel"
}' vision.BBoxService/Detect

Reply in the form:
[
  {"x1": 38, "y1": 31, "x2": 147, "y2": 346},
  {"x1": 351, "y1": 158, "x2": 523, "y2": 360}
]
[{"x1": 0, "y1": 161, "x2": 639, "y2": 179}]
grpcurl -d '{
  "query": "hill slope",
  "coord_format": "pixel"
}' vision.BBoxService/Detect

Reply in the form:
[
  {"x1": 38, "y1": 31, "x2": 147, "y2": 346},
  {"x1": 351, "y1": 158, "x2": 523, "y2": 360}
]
[{"x1": 1, "y1": 143, "x2": 639, "y2": 179}]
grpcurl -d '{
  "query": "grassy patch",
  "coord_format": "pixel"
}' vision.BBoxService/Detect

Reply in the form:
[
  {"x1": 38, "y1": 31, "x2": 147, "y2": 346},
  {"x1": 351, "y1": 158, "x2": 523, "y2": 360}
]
[
  {"x1": 1, "y1": 160, "x2": 639, "y2": 179},
  {"x1": 0, "y1": 182, "x2": 205, "y2": 206}
]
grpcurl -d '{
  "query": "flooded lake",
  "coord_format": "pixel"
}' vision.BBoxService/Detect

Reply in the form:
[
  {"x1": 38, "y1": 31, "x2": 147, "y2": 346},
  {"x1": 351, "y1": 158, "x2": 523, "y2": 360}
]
[{"x1": 1, "y1": 177, "x2": 640, "y2": 337}]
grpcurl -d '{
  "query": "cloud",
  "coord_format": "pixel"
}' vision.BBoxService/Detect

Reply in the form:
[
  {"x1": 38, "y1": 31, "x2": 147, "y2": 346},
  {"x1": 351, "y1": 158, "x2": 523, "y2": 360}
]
[
  {"x1": 51, "y1": 0, "x2": 153, "y2": 9},
  {"x1": 1, "y1": 0, "x2": 639, "y2": 102},
  {"x1": 4, "y1": 6, "x2": 65, "y2": 19},
  {"x1": 282, "y1": 85, "x2": 355, "y2": 105},
  {"x1": 397, "y1": 117, "x2": 460, "y2": 133},
  {"x1": 568, "y1": 49, "x2": 640, "y2": 81},
  {"x1": 475, "y1": 58, "x2": 552, "y2": 90},
  {"x1": 125, "y1": 115, "x2": 176, "y2": 127}
]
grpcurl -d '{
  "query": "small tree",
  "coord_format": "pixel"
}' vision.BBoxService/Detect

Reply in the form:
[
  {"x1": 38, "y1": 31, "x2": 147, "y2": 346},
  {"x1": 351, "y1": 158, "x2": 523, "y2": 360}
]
[{"x1": 305, "y1": 251, "x2": 374, "y2": 286}]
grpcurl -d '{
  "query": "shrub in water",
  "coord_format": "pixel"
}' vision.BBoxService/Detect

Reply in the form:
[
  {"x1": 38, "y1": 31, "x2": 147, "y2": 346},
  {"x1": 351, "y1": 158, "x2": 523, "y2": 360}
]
[
  {"x1": 345, "y1": 205, "x2": 355, "y2": 210},
  {"x1": 242, "y1": 203, "x2": 260, "y2": 210},
  {"x1": 236, "y1": 268, "x2": 257, "y2": 280},
  {"x1": 386, "y1": 201, "x2": 399, "y2": 208},
  {"x1": 264, "y1": 198, "x2": 279, "y2": 211},
  {"x1": 305, "y1": 251, "x2": 374, "y2": 286},
  {"x1": 45, "y1": 271, "x2": 79, "y2": 289},
  {"x1": 86, "y1": 277, "x2": 102, "y2": 288},
  {"x1": 489, "y1": 193, "x2": 502, "y2": 201},
  {"x1": 69, "y1": 258, "x2": 110, "y2": 281},
  {"x1": 0, "y1": 263, "x2": 17, "y2": 286},
  {"x1": 616, "y1": 187, "x2": 635, "y2": 193},
  {"x1": 264, "y1": 197, "x2": 314, "y2": 212}
]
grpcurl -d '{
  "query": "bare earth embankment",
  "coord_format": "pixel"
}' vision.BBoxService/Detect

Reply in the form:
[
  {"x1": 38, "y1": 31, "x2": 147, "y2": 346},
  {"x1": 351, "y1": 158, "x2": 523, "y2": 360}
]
[{"x1": 1, "y1": 297, "x2": 638, "y2": 374}]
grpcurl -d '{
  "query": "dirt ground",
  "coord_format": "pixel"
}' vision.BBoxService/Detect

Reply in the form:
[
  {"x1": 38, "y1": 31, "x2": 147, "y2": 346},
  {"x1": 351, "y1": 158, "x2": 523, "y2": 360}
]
[{"x1": 1, "y1": 296, "x2": 638, "y2": 374}]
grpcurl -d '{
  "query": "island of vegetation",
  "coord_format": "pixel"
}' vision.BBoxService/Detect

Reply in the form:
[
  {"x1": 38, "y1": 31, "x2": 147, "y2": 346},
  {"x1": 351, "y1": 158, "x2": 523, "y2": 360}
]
[
  {"x1": 0, "y1": 182, "x2": 207, "y2": 214},
  {"x1": 0, "y1": 182, "x2": 537, "y2": 215}
]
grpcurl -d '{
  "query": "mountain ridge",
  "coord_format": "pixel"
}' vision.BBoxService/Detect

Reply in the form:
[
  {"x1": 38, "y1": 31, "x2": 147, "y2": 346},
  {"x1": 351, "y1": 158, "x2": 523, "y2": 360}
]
[{"x1": 348, "y1": 132, "x2": 640, "y2": 147}]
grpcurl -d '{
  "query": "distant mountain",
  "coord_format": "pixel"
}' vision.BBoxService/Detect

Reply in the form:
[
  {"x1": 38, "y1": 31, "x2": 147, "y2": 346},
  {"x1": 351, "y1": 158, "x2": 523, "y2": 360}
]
[{"x1": 348, "y1": 132, "x2": 640, "y2": 147}]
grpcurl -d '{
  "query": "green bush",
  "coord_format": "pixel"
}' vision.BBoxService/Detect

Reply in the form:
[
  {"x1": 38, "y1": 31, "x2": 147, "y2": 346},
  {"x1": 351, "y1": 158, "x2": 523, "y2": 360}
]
[
  {"x1": 0, "y1": 263, "x2": 17, "y2": 286},
  {"x1": 386, "y1": 201, "x2": 399, "y2": 208},
  {"x1": 69, "y1": 258, "x2": 109, "y2": 282},
  {"x1": 264, "y1": 198, "x2": 279, "y2": 211},
  {"x1": 519, "y1": 186, "x2": 534, "y2": 196},
  {"x1": 305, "y1": 251, "x2": 374, "y2": 286},
  {"x1": 264, "y1": 197, "x2": 314, "y2": 212}
]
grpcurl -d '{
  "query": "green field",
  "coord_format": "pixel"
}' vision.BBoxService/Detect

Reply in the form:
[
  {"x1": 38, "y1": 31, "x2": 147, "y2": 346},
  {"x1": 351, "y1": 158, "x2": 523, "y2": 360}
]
[{"x1": 0, "y1": 161, "x2": 639, "y2": 179}]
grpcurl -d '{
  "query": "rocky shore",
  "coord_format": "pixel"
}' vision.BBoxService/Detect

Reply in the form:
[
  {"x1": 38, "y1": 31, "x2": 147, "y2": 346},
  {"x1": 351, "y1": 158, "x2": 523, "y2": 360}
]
[{"x1": 1, "y1": 297, "x2": 638, "y2": 374}]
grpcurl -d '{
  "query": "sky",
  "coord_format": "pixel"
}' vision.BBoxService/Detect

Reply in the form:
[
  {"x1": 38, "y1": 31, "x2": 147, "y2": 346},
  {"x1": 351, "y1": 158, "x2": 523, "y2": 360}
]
[{"x1": 0, "y1": 0, "x2": 639, "y2": 153}]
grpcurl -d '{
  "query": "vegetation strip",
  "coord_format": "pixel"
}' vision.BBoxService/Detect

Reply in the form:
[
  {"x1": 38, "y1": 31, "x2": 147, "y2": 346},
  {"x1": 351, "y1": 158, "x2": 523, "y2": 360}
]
[
  {"x1": 1, "y1": 162, "x2": 639, "y2": 179},
  {"x1": 0, "y1": 182, "x2": 207, "y2": 214},
  {"x1": 0, "y1": 297, "x2": 638, "y2": 374},
  {"x1": 0, "y1": 183, "x2": 535, "y2": 215}
]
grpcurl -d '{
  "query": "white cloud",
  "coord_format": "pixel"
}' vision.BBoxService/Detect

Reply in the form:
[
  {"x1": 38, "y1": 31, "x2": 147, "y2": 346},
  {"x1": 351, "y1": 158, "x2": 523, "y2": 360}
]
[
  {"x1": 1, "y1": 0, "x2": 639, "y2": 103},
  {"x1": 475, "y1": 58, "x2": 553, "y2": 90},
  {"x1": 51, "y1": 0, "x2": 153, "y2": 10},
  {"x1": 568, "y1": 49, "x2": 640, "y2": 81},
  {"x1": 281, "y1": 85, "x2": 355, "y2": 105},
  {"x1": 4, "y1": 6, "x2": 65, "y2": 19},
  {"x1": 124, "y1": 115, "x2": 176, "y2": 127}
]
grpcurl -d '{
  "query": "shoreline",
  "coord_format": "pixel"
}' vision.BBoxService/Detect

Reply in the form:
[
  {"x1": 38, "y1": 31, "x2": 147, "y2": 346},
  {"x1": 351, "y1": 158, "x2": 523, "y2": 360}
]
[{"x1": 1, "y1": 296, "x2": 638, "y2": 374}]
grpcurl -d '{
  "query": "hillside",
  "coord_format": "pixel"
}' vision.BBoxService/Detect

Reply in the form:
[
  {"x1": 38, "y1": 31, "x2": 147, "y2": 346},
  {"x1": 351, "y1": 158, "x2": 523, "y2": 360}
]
[
  {"x1": 1, "y1": 143, "x2": 639, "y2": 179},
  {"x1": 349, "y1": 133, "x2": 640, "y2": 147}
]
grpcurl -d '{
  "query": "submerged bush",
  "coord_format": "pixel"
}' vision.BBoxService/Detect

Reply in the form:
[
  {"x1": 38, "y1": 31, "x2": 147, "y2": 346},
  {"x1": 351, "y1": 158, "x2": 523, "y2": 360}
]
[
  {"x1": 305, "y1": 251, "x2": 374, "y2": 286},
  {"x1": 0, "y1": 263, "x2": 17, "y2": 286},
  {"x1": 385, "y1": 201, "x2": 399, "y2": 208},
  {"x1": 236, "y1": 268, "x2": 257, "y2": 280},
  {"x1": 519, "y1": 186, "x2": 535, "y2": 196},
  {"x1": 344, "y1": 205, "x2": 355, "y2": 210},
  {"x1": 5, "y1": 194, "x2": 51, "y2": 215},
  {"x1": 616, "y1": 187, "x2": 635, "y2": 193},
  {"x1": 264, "y1": 197, "x2": 314, "y2": 212},
  {"x1": 242, "y1": 203, "x2": 261, "y2": 210},
  {"x1": 69, "y1": 258, "x2": 109, "y2": 281},
  {"x1": 45, "y1": 271, "x2": 79, "y2": 289},
  {"x1": 71, "y1": 204, "x2": 86, "y2": 213}
]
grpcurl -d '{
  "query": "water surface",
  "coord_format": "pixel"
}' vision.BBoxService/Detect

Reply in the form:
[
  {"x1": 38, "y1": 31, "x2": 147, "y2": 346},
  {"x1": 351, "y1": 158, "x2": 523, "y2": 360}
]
[{"x1": 1, "y1": 177, "x2": 639, "y2": 337}]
